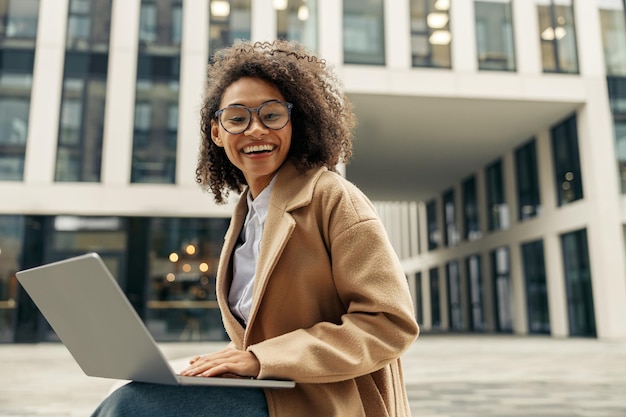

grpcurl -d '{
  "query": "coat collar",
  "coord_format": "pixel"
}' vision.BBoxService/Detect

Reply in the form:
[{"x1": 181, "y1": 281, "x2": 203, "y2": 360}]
[{"x1": 220, "y1": 161, "x2": 327, "y2": 347}]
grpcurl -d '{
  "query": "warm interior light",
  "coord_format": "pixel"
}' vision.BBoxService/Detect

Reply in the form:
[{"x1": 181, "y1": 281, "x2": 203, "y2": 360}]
[
  {"x1": 434, "y1": 0, "x2": 450, "y2": 11},
  {"x1": 199, "y1": 262, "x2": 209, "y2": 272},
  {"x1": 541, "y1": 27, "x2": 566, "y2": 41},
  {"x1": 541, "y1": 27, "x2": 554, "y2": 41},
  {"x1": 211, "y1": 0, "x2": 230, "y2": 17},
  {"x1": 185, "y1": 244, "x2": 196, "y2": 255},
  {"x1": 298, "y1": 5, "x2": 309, "y2": 20},
  {"x1": 427, "y1": 12, "x2": 449, "y2": 29},
  {"x1": 429, "y1": 30, "x2": 451, "y2": 45},
  {"x1": 273, "y1": 0, "x2": 288, "y2": 10},
  {"x1": 166, "y1": 273, "x2": 176, "y2": 282},
  {"x1": 182, "y1": 263, "x2": 192, "y2": 273},
  {"x1": 554, "y1": 27, "x2": 566, "y2": 40},
  {"x1": 169, "y1": 252, "x2": 179, "y2": 262}
]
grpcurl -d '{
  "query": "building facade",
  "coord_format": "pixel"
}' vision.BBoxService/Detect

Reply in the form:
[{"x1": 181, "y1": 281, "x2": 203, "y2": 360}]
[{"x1": 1, "y1": 0, "x2": 626, "y2": 343}]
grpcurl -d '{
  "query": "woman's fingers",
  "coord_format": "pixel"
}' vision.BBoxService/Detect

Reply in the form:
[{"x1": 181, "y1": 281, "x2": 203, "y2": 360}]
[{"x1": 180, "y1": 348, "x2": 260, "y2": 378}]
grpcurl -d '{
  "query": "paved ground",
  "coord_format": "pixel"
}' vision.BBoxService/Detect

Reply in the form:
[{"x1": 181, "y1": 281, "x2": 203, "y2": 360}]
[{"x1": 1, "y1": 334, "x2": 625, "y2": 416}]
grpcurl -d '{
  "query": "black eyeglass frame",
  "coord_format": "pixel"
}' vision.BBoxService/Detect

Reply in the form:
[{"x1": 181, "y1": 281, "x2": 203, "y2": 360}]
[{"x1": 214, "y1": 101, "x2": 293, "y2": 134}]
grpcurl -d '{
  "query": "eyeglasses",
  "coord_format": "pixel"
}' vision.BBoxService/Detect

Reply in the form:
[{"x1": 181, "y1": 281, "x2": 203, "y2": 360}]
[{"x1": 215, "y1": 101, "x2": 293, "y2": 135}]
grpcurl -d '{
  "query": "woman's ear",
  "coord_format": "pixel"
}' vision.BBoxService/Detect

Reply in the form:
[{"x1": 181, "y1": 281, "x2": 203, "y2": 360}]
[{"x1": 210, "y1": 120, "x2": 223, "y2": 147}]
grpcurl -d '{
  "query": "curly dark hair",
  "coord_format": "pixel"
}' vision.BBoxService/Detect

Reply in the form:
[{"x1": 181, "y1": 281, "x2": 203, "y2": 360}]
[{"x1": 196, "y1": 39, "x2": 356, "y2": 204}]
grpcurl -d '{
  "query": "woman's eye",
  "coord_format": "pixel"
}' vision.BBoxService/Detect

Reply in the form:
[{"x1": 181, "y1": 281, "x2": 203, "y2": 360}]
[
  {"x1": 264, "y1": 113, "x2": 280, "y2": 121},
  {"x1": 228, "y1": 116, "x2": 247, "y2": 123}
]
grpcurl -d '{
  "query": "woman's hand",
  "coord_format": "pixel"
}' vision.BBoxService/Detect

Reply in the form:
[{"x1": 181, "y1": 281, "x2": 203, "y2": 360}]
[{"x1": 179, "y1": 347, "x2": 261, "y2": 378}]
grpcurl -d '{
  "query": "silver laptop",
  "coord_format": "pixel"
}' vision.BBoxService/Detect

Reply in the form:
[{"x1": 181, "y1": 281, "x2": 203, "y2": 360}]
[{"x1": 15, "y1": 252, "x2": 295, "y2": 389}]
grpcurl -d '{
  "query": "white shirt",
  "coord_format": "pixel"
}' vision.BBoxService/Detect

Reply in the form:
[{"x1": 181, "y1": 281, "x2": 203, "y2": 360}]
[{"x1": 228, "y1": 175, "x2": 277, "y2": 325}]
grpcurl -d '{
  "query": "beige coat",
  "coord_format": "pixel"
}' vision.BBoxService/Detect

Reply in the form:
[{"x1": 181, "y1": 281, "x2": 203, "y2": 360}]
[{"x1": 216, "y1": 162, "x2": 419, "y2": 417}]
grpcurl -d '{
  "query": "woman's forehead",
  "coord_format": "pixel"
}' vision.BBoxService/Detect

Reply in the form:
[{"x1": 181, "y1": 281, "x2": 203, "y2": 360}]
[{"x1": 220, "y1": 77, "x2": 285, "y2": 107}]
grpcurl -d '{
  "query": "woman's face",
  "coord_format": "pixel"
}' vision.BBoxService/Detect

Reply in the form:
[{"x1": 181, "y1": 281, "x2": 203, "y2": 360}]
[{"x1": 211, "y1": 77, "x2": 292, "y2": 196}]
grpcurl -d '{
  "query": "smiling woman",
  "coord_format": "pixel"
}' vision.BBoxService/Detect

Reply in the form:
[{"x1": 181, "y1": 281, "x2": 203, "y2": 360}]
[{"x1": 91, "y1": 40, "x2": 418, "y2": 417}]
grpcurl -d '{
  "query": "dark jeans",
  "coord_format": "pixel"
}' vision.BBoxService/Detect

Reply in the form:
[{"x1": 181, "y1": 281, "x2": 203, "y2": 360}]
[{"x1": 91, "y1": 382, "x2": 269, "y2": 417}]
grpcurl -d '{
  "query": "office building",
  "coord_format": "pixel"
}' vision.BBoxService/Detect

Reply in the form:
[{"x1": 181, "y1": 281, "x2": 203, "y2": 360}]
[{"x1": 1, "y1": 0, "x2": 625, "y2": 342}]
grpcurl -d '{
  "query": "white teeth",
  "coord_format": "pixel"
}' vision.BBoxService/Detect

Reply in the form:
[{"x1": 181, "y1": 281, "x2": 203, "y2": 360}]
[{"x1": 243, "y1": 144, "x2": 274, "y2": 154}]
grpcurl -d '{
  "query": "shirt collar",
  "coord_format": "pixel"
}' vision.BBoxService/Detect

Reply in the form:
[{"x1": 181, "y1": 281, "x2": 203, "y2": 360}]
[{"x1": 246, "y1": 174, "x2": 278, "y2": 223}]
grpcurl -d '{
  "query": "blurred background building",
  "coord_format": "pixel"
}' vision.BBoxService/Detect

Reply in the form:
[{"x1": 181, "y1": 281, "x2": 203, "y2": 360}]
[{"x1": 1, "y1": 0, "x2": 626, "y2": 343}]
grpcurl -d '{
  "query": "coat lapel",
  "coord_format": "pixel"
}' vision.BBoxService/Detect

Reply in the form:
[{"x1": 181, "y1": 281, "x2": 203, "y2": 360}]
[
  {"x1": 217, "y1": 192, "x2": 248, "y2": 347},
  {"x1": 218, "y1": 162, "x2": 328, "y2": 347},
  {"x1": 243, "y1": 163, "x2": 325, "y2": 345}
]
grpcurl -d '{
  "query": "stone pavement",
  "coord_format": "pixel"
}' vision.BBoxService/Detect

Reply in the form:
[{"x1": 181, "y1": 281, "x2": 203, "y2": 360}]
[{"x1": 1, "y1": 334, "x2": 625, "y2": 417}]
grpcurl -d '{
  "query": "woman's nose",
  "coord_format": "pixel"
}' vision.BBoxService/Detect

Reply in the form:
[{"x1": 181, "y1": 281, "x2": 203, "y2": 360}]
[{"x1": 245, "y1": 113, "x2": 269, "y2": 137}]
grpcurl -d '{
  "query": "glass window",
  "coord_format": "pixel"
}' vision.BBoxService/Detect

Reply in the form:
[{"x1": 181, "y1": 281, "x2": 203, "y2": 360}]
[
  {"x1": 560, "y1": 228, "x2": 596, "y2": 337},
  {"x1": 599, "y1": 1, "x2": 626, "y2": 76},
  {"x1": 442, "y1": 188, "x2": 459, "y2": 247},
  {"x1": 536, "y1": 0, "x2": 579, "y2": 74},
  {"x1": 0, "y1": 0, "x2": 39, "y2": 39},
  {"x1": 0, "y1": 0, "x2": 38, "y2": 182},
  {"x1": 485, "y1": 159, "x2": 509, "y2": 231},
  {"x1": 466, "y1": 254, "x2": 485, "y2": 331},
  {"x1": 343, "y1": 0, "x2": 385, "y2": 65},
  {"x1": 55, "y1": 0, "x2": 112, "y2": 182},
  {"x1": 414, "y1": 272, "x2": 423, "y2": 325},
  {"x1": 426, "y1": 199, "x2": 439, "y2": 250},
  {"x1": 132, "y1": 0, "x2": 182, "y2": 184},
  {"x1": 474, "y1": 0, "x2": 515, "y2": 71},
  {"x1": 551, "y1": 114, "x2": 583, "y2": 205},
  {"x1": 0, "y1": 0, "x2": 38, "y2": 180},
  {"x1": 0, "y1": 215, "x2": 25, "y2": 342},
  {"x1": 139, "y1": 2, "x2": 157, "y2": 42},
  {"x1": 615, "y1": 119, "x2": 626, "y2": 192},
  {"x1": 429, "y1": 267, "x2": 441, "y2": 329},
  {"x1": 145, "y1": 217, "x2": 230, "y2": 341},
  {"x1": 276, "y1": 0, "x2": 317, "y2": 53},
  {"x1": 608, "y1": 77, "x2": 626, "y2": 193},
  {"x1": 462, "y1": 176, "x2": 481, "y2": 241},
  {"x1": 0, "y1": 96, "x2": 29, "y2": 180},
  {"x1": 410, "y1": 0, "x2": 451, "y2": 68},
  {"x1": 446, "y1": 260, "x2": 462, "y2": 330},
  {"x1": 171, "y1": 3, "x2": 182, "y2": 44},
  {"x1": 491, "y1": 246, "x2": 513, "y2": 332},
  {"x1": 209, "y1": 0, "x2": 251, "y2": 60},
  {"x1": 515, "y1": 139, "x2": 541, "y2": 221},
  {"x1": 521, "y1": 239, "x2": 550, "y2": 334}
]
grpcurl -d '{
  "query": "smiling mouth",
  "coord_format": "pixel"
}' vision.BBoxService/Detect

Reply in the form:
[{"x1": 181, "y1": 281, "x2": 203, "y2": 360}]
[{"x1": 242, "y1": 144, "x2": 275, "y2": 154}]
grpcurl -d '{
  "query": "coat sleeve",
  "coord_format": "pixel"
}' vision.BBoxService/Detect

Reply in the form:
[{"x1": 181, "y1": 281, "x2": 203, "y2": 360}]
[{"x1": 247, "y1": 182, "x2": 419, "y2": 383}]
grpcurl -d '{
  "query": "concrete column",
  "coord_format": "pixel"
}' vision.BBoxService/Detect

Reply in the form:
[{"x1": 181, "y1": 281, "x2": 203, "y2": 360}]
[
  {"x1": 475, "y1": 167, "x2": 487, "y2": 239},
  {"x1": 318, "y1": 0, "x2": 342, "y2": 66},
  {"x1": 418, "y1": 202, "x2": 429, "y2": 255},
  {"x1": 101, "y1": 0, "x2": 140, "y2": 185},
  {"x1": 439, "y1": 264, "x2": 449, "y2": 330},
  {"x1": 577, "y1": 84, "x2": 626, "y2": 339},
  {"x1": 536, "y1": 128, "x2": 556, "y2": 216},
  {"x1": 459, "y1": 256, "x2": 470, "y2": 331},
  {"x1": 573, "y1": 0, "x2": 606, "y2": 77},
  {"x1": 535, "y1": 128, "x2": 569, "y2": 337},
  {"x1": 23, "y1": 0, "x2": 69, "y2": 183},
  {"x1": 544, "y1": 232, "x2": 569, "y2": 337},
  {"x1": 384, "y1": 0, "x2": 410, "y2": 69},
  {"x1": 503, "y1": 149, "x2": 518, "y2": 227},
  {"x1": 450, "y1": 0, "x2": 477, "y2": 72},
  {"x1": 251, "y1": 0, "x2": 276, "y2": 43},
  {"x1": 481, "y1": 248, "x2": 496, "y2": 332},
  {"x1": 511, "y1": 0, "x2": 541, "y2": 75},
  {"x1": 570, "y1": 0, "x2": 626, "y2": 341},
  {"x1": 510, "y1": 242, "x2": 528, "y2": 334},
  {"x1": 409, "y1": 201, "x2": 420, "y2": 257},
  {"x1": 400, "y1": 202, "x2": 411, "y2": 259},
  {"x1": 177, "y1": 0, "x2": 209, "y2": 186}
]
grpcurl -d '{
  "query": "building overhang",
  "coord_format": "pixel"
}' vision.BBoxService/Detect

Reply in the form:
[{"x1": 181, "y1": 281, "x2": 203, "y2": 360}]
[{"x1": 341, "y1": 68, "x2": 588, "y2": 202}]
